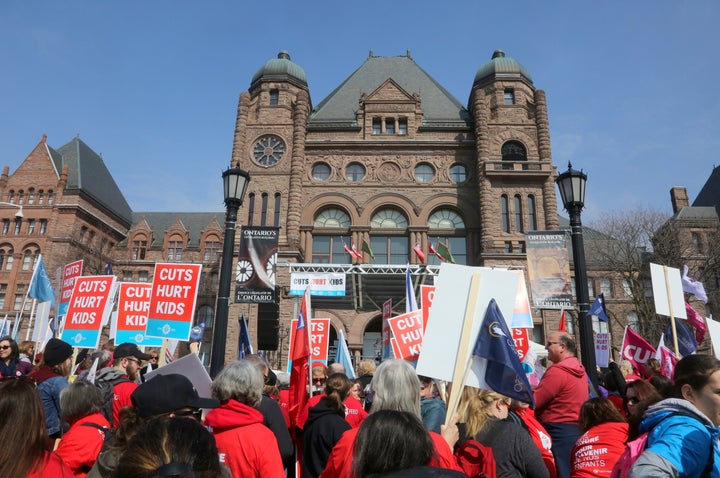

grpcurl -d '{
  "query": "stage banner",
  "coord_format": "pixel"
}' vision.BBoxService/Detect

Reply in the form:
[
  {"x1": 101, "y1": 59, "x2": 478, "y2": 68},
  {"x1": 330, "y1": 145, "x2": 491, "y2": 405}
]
[
  {"x1": 525, "y1": 231, "x2": 573, "y2": 310},
  {"x1": 289, "y1": 272, "x2": 345, "y2": 296},
  {"x1": 115, "y1": 282, "x2": 163, "y2": 346},
  {"x1": 146, "y1": 263, "x2": 202, "y2": 340},
  {"x1": 58, "y1": 260, "x2": 83, "y2": 316},
  {"x1": 61, "y1": 275, "x2": 116, "y2": 348},
  {"x1": 235, "y1": 226, "x2": 279, "y2": 303}
]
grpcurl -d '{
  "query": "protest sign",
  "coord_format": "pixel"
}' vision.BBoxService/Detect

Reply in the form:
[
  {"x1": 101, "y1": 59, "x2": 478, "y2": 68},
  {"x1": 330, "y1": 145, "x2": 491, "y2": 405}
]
[
  {"x1": 416, "y1": 263, "x2": 517, "y2": 386},
  {"x1": 511, "y1": 270, "x2": 534, "y2": 328},
  {"x1": 512, "y1": 327, "x2": 530, "y2": 361},
  {"x1": 421, "y1": 285, "x2": 435, "y2": 331},
  {"x1": 381, "y1": 299, "x2": 393, "y2": 360},
  {"x1": 595, "y1": 332, "x2": 610, "y2": 368},
  {"x1": 650, "y1": 263, "x2": 687, "y2": 319},
  {"x1": 58, "y1": 260, "x2": 83, "y2": 316},
  {"x1": 115, "y1": 283, "x2": 163, "y2": 346},
  {"x1": 61, "y1": 275, "x2": 116, "y2": 348},
  {"x1": 287, "y1": 318, "x2": 331, "y2": 371},
  {"x1": 144, "y1": 352, "x2": 213, "y2": 400},
  {"x1": 387, "y1": 309, "x2": 424, "y2": 361},
  {"x1": 146, "y1": 263, "x2": 202, "y2": 340}
]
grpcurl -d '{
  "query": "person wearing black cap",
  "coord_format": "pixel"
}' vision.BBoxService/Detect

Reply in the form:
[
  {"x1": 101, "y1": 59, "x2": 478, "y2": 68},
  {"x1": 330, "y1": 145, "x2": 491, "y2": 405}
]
[
  {"x1": 94, "y1": 342, "x2": 152, "y2": 427},
  {"x1": 29, "y1": 337, "x2": 74, "y2": 438},
  {"x1": 87, "y1": 374, "x2": 220, "y2": 478}
]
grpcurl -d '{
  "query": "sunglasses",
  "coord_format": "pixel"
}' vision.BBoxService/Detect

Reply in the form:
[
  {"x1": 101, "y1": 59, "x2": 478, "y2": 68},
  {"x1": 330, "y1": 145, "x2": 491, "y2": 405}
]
[
  {"x1": 625, "y1": 397, "x2": 640, "y2": 405},
  {"x1": 0, "y1": 345, "x2": 11, "y2": 350}
]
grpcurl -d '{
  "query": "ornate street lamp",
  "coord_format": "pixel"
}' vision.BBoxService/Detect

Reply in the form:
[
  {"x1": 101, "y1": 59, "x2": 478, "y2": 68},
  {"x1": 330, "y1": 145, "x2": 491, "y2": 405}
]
[
  {"x1": 555, "y1": 162, "x2": 597, "y2": 387},
  {"x1": 210, "y1": 165, "x2": 250, "y2": 378}
]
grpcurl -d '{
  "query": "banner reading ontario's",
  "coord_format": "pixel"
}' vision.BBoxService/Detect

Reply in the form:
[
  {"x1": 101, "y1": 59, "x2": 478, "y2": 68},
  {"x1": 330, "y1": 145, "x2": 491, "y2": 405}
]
[
  {"x1": 525, "y1": 231, "x2": 573, "y2": 309},
  {"x1": 235, "y1": 226, "x2": 279, "y2": 303}
]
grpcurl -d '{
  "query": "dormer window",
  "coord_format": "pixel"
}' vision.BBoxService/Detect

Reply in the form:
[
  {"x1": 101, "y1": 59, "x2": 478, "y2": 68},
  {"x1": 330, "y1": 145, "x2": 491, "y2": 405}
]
[
  {"x1": 372, "y1": 118, "x2": 382, "y2": 135},
  {"x1": 385, "y1": 118, "x2": 395, "y2": 134},
  {"x1": 398, "y1": 118, "x2": 408, "y2": 135}
]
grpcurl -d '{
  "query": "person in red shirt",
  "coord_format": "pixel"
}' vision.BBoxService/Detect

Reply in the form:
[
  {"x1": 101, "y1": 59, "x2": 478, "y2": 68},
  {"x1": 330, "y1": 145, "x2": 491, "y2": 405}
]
[
  {"x1": 511, "y1": 401, "x2": 558, "y2": 478},
  {"x1": 535, "y1": 332, "x2": 589, "y2": 478},
  {"x1": 0, "y1": 376, "x2": 74, "y2": 478},
  {"x1": 94, "y1": 342, "x2": 152, "y2": 427},
  {"x1": 570, "y1": 398, "x2": 628, "y2": 477},
  {"x1": 320, "y1": 359, "x2": 460, "y2": 478},
  {"x1": 54, "y1": 379, "x2": 110, "y2": 478}
]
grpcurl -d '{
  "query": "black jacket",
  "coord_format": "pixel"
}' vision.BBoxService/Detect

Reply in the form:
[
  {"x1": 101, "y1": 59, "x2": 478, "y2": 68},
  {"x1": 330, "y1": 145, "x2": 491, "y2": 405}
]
[
  {"x1": 302, "y1": 398, "x2": 351, "y2": 478},
  {"x1": 257, "y1": 394, "x2": 294, "y2": 468}
]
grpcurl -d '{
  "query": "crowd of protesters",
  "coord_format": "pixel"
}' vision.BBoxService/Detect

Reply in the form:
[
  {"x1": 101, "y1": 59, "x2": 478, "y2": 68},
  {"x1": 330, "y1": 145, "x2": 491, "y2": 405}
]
[{"x1": 2, "y1": 332, "x2": 720, "y2": 478}]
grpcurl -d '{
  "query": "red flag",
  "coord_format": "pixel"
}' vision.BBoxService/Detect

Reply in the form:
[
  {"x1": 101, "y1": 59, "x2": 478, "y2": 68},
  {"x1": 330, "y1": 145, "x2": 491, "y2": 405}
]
[
  {"x1": 658, "y1": 345, "x2": 677, "y2": 378},
  {"x1": 351, "y1": 242, "x2": 363, "y2": 260},
  {"x1": 428, "y1": 242, "x2": 444, "y2": 262},
  {"x1": 343, "y1": 241, "x2": 357, "y2": 260},
  {"x1": 558, "y1": 309, "x2": 566, "y2": 332},
  {"x1": 621, "y1": 327, "x2": 656, "y2": 378},
  {"x1": 413, "y1": 243, "x2": 426, "y2": 263},
  {"x1": 685, "y1": 301, "x2": 708, "y2": 345},
  {"x1": 289, "y1": 288, "x2": 311, "y2": 429}
]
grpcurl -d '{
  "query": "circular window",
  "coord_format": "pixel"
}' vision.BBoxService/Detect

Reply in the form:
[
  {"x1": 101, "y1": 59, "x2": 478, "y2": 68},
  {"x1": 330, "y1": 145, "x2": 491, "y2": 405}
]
[
  {"x1": 312, "y1": 163, "x2": 331, "y2": 181},
  {"x1": 414, "y1": 163, "x2": 435, "y2": 182},
  {"x1": 450, "y1": 164, "x2": 468, "y2": 183},
  {"x1": 346, "y1": 163, "x2": 366, "y2": 182},
  {"x1": 252, "y1": 135, "x2": 285, "y2": 167}
]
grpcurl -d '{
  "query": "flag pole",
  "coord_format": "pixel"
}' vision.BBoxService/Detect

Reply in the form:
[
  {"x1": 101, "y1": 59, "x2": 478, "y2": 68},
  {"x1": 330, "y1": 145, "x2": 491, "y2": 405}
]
[
  {"x1": 445, "y1": 272, "x2": 482, "y2": 427},
  {"x1": 663, "y1": 266, "x2": 680, "y2": 358}
]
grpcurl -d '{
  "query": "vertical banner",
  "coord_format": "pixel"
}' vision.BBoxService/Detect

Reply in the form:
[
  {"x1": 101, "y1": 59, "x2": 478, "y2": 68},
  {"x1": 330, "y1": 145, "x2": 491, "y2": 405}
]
[
  {"x1": 287, "y1": 318, "x2": 331, "y2": 371},
  {"x1": 146, "y1": 263, "x2": 202, "y2": 340},
  {"x1": 235, "y1": 226, "x2": 279, "y2": 303},
  {"x1": 595, "y1": 332, "x2": 610, "y2": 368},
  {"x1": 115, "y1": 283, "x2": 163, "y2": 346},
  {"x1": 58, "y1": 260, "x2": 83, "y2": 316},
  {"x1": 525, "y1": 231, "x2": 573, "y2": 309},
  {"x1": 381, "y1": 299, "x2": 393, "y2": 360},
  {"x1": 61, "y1": 275, "x2": 116, "y2": 348}
]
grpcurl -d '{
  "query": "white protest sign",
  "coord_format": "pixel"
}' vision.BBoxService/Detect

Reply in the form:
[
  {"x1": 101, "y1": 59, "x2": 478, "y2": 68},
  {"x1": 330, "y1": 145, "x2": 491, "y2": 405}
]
[
  {"x1": 706, "y1": 318, "x2": 720, "y2": 361},
  {"x1": 650, "y1": 263, "x2": 687, "y2": 319},
  {"x1": 144, "y1": 352, "x2": 213, "y2": 400},
  {"x1": 416, "y1": 263, "x2": 518, "y2": 386}
]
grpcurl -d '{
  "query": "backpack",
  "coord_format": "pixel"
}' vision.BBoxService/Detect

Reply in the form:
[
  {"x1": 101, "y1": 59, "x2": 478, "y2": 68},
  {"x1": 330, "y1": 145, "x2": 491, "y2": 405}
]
[
  {"x1": 610, "y1": 411, "x2": 714, "y2": 478},
  {"x1": 96, "y1": 376, "x2": 130, "y2": 428},
  {"x1": 453, "y1": 439, "x2": 497, "y2": 478}
]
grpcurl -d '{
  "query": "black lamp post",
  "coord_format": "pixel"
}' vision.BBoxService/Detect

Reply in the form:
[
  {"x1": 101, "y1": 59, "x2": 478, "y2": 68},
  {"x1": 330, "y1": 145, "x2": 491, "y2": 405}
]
[
  {"x1": 210, "y1": 165, "x2": 250, "y2": 378},
  {"x1": 555, "y1": 162, "x2": 597, "y2": 387}
]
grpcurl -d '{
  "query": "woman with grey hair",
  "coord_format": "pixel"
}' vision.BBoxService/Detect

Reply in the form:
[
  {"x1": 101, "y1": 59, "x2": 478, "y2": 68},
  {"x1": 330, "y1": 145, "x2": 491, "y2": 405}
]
[
  {"x1": 55, "y1": 379, "x2": 110, "y2": 476},
  {"x1": 319, "y1": 359, "x2": 460, "y2": 478},
  {"x1": 204, "y1": 360, "x2": 285, "y2": 478}
]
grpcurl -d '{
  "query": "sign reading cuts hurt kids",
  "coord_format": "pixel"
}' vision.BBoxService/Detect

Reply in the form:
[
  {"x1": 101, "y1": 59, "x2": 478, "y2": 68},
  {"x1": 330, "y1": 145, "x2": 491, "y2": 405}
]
[
  {"x1": 115, "y1": 282, "x2": 163, "y2": 346},
  {"x1": 60, "y1": 275, "x2": 116, "y2": 348},
  {"x1": 58, "y1": 260, "x2": 83, "y2": 316},
  {"x1": 145, "y1": 263, "x2": 202, "y2": 341}
]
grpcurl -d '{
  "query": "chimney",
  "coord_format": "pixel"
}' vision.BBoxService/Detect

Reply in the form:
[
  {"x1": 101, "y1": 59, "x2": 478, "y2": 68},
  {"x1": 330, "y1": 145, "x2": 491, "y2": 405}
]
[{"x1": 670, "y1": 187, "x2": 689, "y2": 213}]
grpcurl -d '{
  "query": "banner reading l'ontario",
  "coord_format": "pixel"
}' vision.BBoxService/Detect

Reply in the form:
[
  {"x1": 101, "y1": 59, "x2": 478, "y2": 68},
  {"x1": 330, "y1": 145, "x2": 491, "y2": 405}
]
[
  {"x1": 235, "y1": 226, "x2": 278, "y2": 303},
  {"x1": 525, "y1": 231, "x2": 573, "y2": 309}
]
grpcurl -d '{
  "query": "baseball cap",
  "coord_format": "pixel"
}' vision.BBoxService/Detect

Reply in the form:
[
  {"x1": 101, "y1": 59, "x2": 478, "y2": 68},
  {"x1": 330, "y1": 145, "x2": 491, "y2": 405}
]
[
  {"x1": 131, "y1": 374, "x2": 220, "y2": 418},
  {"x1": 114, "y1": 342, "x2": 153, "y2": 361}
]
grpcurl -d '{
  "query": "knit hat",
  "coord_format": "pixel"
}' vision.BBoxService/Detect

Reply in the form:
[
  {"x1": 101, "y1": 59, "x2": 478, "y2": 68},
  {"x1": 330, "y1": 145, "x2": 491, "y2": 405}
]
[
  {"x1": 43, "y1": 338, "x2": 73, "y2": 366},
  {"x1": 131, "y1": 374, "x2": 219, "y2": 418}
]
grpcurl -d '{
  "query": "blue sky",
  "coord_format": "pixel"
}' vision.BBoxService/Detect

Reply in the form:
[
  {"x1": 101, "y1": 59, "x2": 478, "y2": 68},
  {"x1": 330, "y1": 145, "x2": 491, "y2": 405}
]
[{"x1": 2, "y1": 1, "x2": 719, "y2": 223}]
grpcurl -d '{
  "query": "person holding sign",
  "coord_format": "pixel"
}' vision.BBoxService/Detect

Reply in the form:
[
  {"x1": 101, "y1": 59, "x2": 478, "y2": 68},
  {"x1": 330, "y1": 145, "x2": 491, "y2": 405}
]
[{"x1": 534, "y1": 332, "x2": 588, "y2": 478}]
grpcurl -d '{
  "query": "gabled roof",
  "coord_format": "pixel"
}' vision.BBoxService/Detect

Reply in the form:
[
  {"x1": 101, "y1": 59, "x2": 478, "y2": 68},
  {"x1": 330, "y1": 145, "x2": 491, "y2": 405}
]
[
  {"x1": 55, "y1": 137, "x2": 133, "y2": 226},
  {"x1": 123, "y1": 212, "x2": 225, "y2": 248},
  {"x1": 309, "y1": 53, "x2": 471, "y2": 127},
  {"x1": 692, "y1": 165, "x2": 720, "y2": 213}
]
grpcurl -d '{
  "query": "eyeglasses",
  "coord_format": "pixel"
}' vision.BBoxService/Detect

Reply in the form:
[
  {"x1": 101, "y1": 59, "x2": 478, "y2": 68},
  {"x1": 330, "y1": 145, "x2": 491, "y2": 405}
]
[
  {"x1": 313, "y1": 377, "x2": 326, "y2": 385},
  {"x1": 546, "y1": 341, "x2": 561, "y2": 347},
  {"x1": 125, "y1": 357, "x2": 142, "y2": 366},
  {"x1": 173, "y1": 408, "x2": 203, "y2": 421},
  {"x1": 625, "y1": 397, "x2": 640, "y2": 405},
  {"x1": 0, "y1": 345, "x2": 11, "y2": 350}
]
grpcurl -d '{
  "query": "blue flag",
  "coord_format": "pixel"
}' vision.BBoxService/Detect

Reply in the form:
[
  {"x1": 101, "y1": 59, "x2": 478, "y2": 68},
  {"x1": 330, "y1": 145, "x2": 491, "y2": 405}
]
[
  {"x1": 28, "y1": 255, "x2": 54, "y2": 304},
  {"x1": 587, "y1": 293, "x2": 609, "y2": 322},
  {"x1": 105, "y1": 262, "x2": 114, "y2": 275},
  {"x1": 473, "y1": 299, "x2": 534, "y2": 407},
  {"x1": 665, "y1": 317, "x2": 698, "y2": 357},
  {"x1": 238, "y1": 313, "x2": 253, "y2": 359},
  {"x1": 189, "y1": 322, "x2": 206, "y2": 342},
  {"x1": 334, "y1": 329, "x2": 356, "y2": 379}
]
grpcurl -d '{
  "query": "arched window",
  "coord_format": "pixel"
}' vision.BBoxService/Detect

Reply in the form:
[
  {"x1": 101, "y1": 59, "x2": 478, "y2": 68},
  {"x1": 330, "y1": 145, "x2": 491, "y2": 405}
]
[
  {"x1": 247, "y1": 193, "x2": 255, "y2": 226},
  {"x1": 28, "y1": 188, "x2": 35, "y2": 205},
  {"x1": 514, "y1": 195, "x2": 523, "y2": 232},
  {"x1": 0, "y1": 245, "x2": 13, "y2": 271},
  {"x1": 260, "y1": 193, "x2": 268, "y2": 226},
  {"x1": 370, "y1": 209, "x2": 408, "y2": 229},
  {"x1": 428, "y1": 210, "x2": 465, "y2": 229},
  {"x1": 314, "y1": 208, "x2": 351, "y2": 228},
  {"x1": 527, "y1": 195, "x2": 537, "y2": 231},
  {"x1": 370, "y1": 209, "x2": 409, "y2": 264},
  {"x1": 17, "y1": 190, "x2": 24, "y2": 205},
  {"x1": 501, "y1": 141, "x2": 527, "y2": 170},
  {"x1": 47, "y1": 190, "x2": 54, "y2": 205},
  {"x1": 37, "y1": 190, "x2": 44, "y2": 205},
  {"x1": 168, "y1": 236, "x2": 183, "y2": 261},
  {"x1": 22, "y1": 248, "x2": 38, "y2": 271},
  {"x1": 274, "y1": 194, "x2": 281, "y2": 227},
  {"x1": 8, "y1": 190, "x2": 15, "y2": 203},
  {"x1": 501, "y1": 195, "x2": 510, "y2": 233},
  {"x1": 428, "y1": 209, "x2": 467, "y2": 265}
]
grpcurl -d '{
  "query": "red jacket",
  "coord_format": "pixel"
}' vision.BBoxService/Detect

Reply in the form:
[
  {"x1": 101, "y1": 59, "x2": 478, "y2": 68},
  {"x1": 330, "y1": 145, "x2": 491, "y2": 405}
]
[
  {"x1": 27, "y1": 451, "x2": 74, "y2": 478},
  {"x1": 205, "y1": 399, "x2": 285, "y2": 478},
  {"x1": 112, "y1": 379, "x2": 137, "y2": 427},
  {"x1": 515, "y1": 407, "x2": 558, "y2": 478},
  {"x1": 278, "y1": 388, "x2": 291, "y2": 428},
  {"x1": 534, "y1": 356, "x2": 588, "y2": 424},
  {"x1": 319, "y1": 427, "x2": 460, "y2": 478},
  {"x1": 570, "y1": 421, "x2": 628, "y2": 477},
  {"x1": 54, "y1": 412, "x2": 110, "y2": 478}
]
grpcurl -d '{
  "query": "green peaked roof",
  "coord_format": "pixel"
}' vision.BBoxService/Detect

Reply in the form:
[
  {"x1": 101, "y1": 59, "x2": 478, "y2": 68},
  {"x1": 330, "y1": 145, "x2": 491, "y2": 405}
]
[{"x1": 309, "y1": 53, "x2": 471, "y2": 127}]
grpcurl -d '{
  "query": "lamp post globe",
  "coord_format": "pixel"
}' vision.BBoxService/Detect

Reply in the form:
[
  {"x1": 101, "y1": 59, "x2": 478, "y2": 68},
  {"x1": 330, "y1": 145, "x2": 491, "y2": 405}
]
[
  {"x1": 555, "y1": 162, "x2": 597, "y2": 388},
  {"x1": 210, "y1": 165, "x2": 250, "y2": 378}
]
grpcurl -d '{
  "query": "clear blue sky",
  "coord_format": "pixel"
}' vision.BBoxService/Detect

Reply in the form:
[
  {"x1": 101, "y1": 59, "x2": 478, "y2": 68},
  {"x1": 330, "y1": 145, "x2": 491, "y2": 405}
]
[{"x1": 2, "y1": 1, "x2": 719, "y2": 222}]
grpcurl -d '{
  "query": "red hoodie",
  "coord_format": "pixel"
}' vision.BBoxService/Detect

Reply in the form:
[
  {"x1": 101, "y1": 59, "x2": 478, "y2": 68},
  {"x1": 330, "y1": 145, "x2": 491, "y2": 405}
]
[
  {"x1": 534, "y1": 356, "x2": 588, "y2": 424},
  {"x1": 54, "y1": 412, "x2": 109, "y2": 478},
  {"x1": 204, "y1": 399, "x2": 285, "y2": 478},
  {"x1": 570, "y1": 421, "x2": 628, "y2": 477}
]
